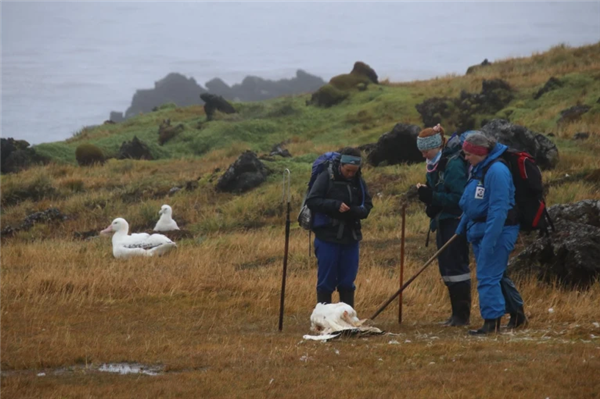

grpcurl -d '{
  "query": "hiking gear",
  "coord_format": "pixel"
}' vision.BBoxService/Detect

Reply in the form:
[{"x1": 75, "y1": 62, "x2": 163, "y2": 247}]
[
  {"x1": 448, "y1": 281, "x2": 471, "y2": 326},
  {"x1": 500, "y1": 272, "x2": 525, "y2": 317},
  {"x1": 437, "y1": 218, "x2": 471, "y2": 286},
  {"x1": 314, "y1": 238, "x2": 359, "y2": 294},
  {"x1": 481, "y1": 148, "x2": 553, "y2": 233},
  {"x1": 305, "y1": 161, "x2": 372, "y2": 245},
  {"x1": 278, "y1": 169, "x2": 291, "y2": 332},
  {"x1": 506, "y1": 306, "x2": 528, "y2": 329},
  {"x1": 338, "y1": 289, "x2": 355, "y2": 308},
  {"x1": 462, "y1": 140, "x2": 490, "y2": 156},
  {"x1": 472, "y1": 225, "x2": 520, "y2": 319},
  {"x1": 399, "y1": 203, "x2": 406, "y2": 324},
  {"x1": 340, "y1": 154, "x2": 362, "y2": 165},
  {"x1": 298, "y1": 152, "x2": 341, "y2": 230},
  {"x1": 317, "y1": 290, "x2": 332, "y2": 305},
  {"x1": 469, "y1": 318, "x2": 501, "y2": 335},
  {"x1": 417, "y1": 133, "x2": 443, "y2": 151},
  {"x1": 418, "y1": 185, "x2": 433, "y2": 205},
  {"x1": 369, "y1": 234, "x2": 459, "y2": 321}
]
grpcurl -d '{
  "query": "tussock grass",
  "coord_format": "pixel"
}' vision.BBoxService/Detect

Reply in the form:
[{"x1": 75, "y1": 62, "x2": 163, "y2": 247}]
[{"x1": 2, "y1": 42, "x2": 600, "y2": 397}]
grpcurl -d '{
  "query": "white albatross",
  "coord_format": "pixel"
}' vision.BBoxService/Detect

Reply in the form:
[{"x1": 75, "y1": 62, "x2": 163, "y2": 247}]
[
  {"x1": 153, "y1": 204, "x2": 180, "y2": 232},
  {"x1": 305, "y1": 302, "x2": 383, "y2": 340},
  {"x1": 101, "y1": 218, "x2": 177, "y2": 259}
]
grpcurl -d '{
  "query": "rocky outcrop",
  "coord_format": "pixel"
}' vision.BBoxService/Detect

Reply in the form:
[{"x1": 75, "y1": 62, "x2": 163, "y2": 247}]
[
  {"x1": 228, "y1": 70, "x2": 325, "y2": 102},
  {"x1": 465, "y1": 58, "x2": 491, "y2": 75},
  {"x1": 75, "y1": 144, "x2": 105, "y2": 167},
  {"x1": 480, "y1": 119, "x2": 559, "y2": 170},
  {"x1": 557, "y1": 105, "x2": 591, "y2": 124},
  {"x1": 158, "y1": 119, "x2": 185, "y2": 145},
  {"x1": 414, "y1": 97, "x2": 456, "y2": 128},
  {"x1": 365, "y1": 123, "x2": 424, "y2": 167},
  {"x1": 109, "y1": 111, "x2": 124, "y2": 123},
  {"x1": 534, "y1": 77, "x2": 562, "y2": 100},
  {"x1": 216, "y1": 151, "x2": 271, "y2": 193},
  {"x1": 1, "y1": 208, "x2": 67, "y2": 238},
  {"x1": 200, "y1": 93, "x2": 236, "y2": 121},
  {"x1": 118, "y1": 136, "x2": 153, "y2": 160},
  {"x1": 124, "y1": 73, "x2": 207, "y2": 119},
  {"x1": 307, "y1": 84, "x2": 349, "y2": 108},
  {"x1": 509, "y1": 200, "x2": 600, "y2": 288},
  {"x1": 0, "y1": 138, "x2": 48, "y2": 174},
  {"x1": 573, "y1": 132, "x2": 590, "y2": 141},
  {"x1": 329, "y1": 61, "x2": 378, "y2": 91}
]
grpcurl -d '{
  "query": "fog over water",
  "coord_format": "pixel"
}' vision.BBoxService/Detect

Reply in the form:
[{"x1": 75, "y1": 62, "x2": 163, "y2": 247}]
[{"x1": 1, "y1": 2, "x2": 599, "y2": 144}]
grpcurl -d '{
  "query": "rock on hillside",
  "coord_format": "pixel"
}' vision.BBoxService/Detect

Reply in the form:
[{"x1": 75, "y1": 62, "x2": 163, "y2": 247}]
[
  {"x1": 216, "y1": 151, "x2": 271, "y2": 193},
  {"x1": 509, "y1": 200, "x2": 600, "y2": 288},
  {"x1": 366, "y1": 123, "x2": 424, "y2": 167},
  {"x1": 480, "y1": 119, "x2": 559, "y2": 170}
]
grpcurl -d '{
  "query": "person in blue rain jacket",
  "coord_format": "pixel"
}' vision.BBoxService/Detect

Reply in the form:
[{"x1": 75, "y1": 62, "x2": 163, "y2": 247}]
[{"x1": 456, "y1": 132, "x2": 527, "y2": 335}]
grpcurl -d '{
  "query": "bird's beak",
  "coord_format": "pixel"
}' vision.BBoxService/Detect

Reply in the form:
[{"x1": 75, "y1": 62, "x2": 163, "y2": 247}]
[
  {"x1": 158, "y1": 209, "x2": 163, "y2": 215},
  {"x1": 100, "y1": 225, "x2": 113, "y2": 235}
]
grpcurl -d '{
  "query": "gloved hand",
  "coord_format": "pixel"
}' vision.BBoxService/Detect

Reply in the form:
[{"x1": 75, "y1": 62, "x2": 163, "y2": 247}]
[{"x1": 417, "y1": 185, "x2": 433, "y2": 205}]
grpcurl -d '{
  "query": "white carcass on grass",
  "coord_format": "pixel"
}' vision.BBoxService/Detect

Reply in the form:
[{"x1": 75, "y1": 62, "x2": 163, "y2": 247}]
[{"x1": 309, "y1": 302, "x2": 382, "y2": 337}]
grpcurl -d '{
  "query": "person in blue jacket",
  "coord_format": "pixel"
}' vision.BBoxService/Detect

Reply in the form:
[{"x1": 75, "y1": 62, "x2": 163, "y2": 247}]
[
  {"x1": 415, "y1": 124, "x2": 471, "y2": 326},
  {"x1": 456, "y1": 132, "x2": 526, "y2": 335}
]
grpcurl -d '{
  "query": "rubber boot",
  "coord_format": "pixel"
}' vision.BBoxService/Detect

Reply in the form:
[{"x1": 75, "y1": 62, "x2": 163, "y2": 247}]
[
  {"x1": 317, "y1": 291, "x2": 332, "y2": 305},
  {"x1": 338, "y1": 289, "x2": 355, "y2": 308},
  {"x1": 449, "y1": 282, "x2": 471, "y2": 327},
  {"x1": 468, "y1": 318, "x2": 501, "y2": 335},
  {"x1": 506, "y1": 306, "x2": 527, "y2": 329}
]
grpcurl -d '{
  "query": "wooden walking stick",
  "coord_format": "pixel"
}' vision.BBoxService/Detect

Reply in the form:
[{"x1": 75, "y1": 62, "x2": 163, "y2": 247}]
[
  {"x1": 370, "y1": 234, "x2": 459, "y2": 321},
  {"x1": 398, "y1": 203, "x2": 406, "y2": 324},
  {"x1": 278, "y1": 169, "x2": 292, "y2": 331}
]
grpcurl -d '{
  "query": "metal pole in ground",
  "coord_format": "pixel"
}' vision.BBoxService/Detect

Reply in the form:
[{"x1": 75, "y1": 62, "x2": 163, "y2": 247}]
[
  {"x1": 370, "y1": 234, "x2": 459, "y2": 321},
  {"x1": 398, "y1": 203, "x2": 406, "y2": 324},
  {"x1": 278, "y1": 169, "x2": 292, "y2": 331}
]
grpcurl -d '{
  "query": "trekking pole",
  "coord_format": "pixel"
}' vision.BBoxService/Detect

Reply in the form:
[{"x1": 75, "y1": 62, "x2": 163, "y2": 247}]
[
  {"x1": 369, "y1": 234, "x2": 459, "y2": 321},
  {"x1": 398, "y1": 203, "x2": 406, "y2": 324},
  {"x1": 278, "y1": 169, "x2": 292, "y2": 331}
]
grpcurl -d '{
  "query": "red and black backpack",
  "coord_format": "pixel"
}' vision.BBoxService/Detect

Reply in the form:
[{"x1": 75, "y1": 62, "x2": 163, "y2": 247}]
[{"x1": 482, "y1": 149, "x2": 554, "y2": 234}]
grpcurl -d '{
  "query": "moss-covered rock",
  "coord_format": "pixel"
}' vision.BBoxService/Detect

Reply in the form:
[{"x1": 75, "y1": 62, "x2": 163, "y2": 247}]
[
  {"x1": 75, "y1": 143, "x2": 105, "y2": 166},
  {"x1": 308, "y1": 84, "x2": 349, "y2": 108},
  {"x1": 158, "y1": 119, "x2": 185, "y2": 146}
]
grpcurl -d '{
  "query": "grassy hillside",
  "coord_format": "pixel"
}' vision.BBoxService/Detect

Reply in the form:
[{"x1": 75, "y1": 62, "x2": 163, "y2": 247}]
[{"x1": 2, "y1": 42, "x2": 600, "y2": 398}]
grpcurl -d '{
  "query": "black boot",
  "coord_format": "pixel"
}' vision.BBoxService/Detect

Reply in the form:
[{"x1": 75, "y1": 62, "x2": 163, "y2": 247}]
[
  {"x1": 338, "y1": 289, "x2": 355, "y2": 308},
  {"x1": 506, "y1": 306, "x2": 527, "y2": 329},
  {"x1": 469, "y1": 318, "x2": 501, "y2": 335},
  {"x1": 449, "y1": 282, "x2": 471, "y2": 327},
  {"x1": 317, "y1": 291, "x2": 332, "y2": 305}
]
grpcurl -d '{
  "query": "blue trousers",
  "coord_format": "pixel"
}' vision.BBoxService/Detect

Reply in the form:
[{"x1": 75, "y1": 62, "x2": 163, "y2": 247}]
[
  {"x1": 314, "y1": 238, "x2": 359, "y2": 294},
  {"x1": 471, "y1": 225, "x2": 521, "y2": 319}
]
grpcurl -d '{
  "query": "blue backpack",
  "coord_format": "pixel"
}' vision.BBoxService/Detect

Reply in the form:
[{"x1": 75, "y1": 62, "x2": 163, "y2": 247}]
[{"x1": 297, "y1": 152, "x2": 365, "y2": 230}]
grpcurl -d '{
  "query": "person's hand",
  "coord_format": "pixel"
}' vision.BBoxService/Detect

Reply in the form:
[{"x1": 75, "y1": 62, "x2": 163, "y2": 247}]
[
  {"x1": 416, "y1": 183, "x2": 425, "y2": 189},
  {"x1": 339, "y1": 202, "x2": 350, "y2": 213},
  {"x1": 417, "y1": 185, "x2": 433, "y2": 205}
]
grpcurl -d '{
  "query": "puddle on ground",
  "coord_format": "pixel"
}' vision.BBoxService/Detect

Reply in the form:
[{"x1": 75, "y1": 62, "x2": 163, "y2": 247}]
[{"x1": 98, "y1": 363, "x2": 162, "y2": 376}]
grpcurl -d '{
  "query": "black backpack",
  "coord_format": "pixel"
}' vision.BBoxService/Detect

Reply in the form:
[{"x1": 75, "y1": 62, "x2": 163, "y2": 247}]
[{"x1": 482, "y1": 149, "x2": 554, "y2": 233}]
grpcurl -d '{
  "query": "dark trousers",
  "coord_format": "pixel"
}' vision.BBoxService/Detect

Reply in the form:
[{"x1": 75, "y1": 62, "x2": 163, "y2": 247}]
[
  {"x1": 436, "y1": 218, "x2": 471, "y2": 286},
  {"x1": 314, "y1": 237, "x2": 359, "y2": 294}
]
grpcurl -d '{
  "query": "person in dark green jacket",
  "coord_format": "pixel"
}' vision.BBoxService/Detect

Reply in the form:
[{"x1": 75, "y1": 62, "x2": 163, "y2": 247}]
[{"x1": 415, "y1": 124, "x2": 471, "y2": 326}]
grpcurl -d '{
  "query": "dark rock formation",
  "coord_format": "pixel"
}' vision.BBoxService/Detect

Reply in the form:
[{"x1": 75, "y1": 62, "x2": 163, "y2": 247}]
[
  {"x1": 509, "y1": 200, "x2": 600, "y2": 288},
  {"x1": 110, "y1": 111, "x2": 124, "y2": 123},
  {"x1": 415, "y1": 97, "x2": 456, "y2": 128},
  {"x1": 308, "y1": 84, "x2": 349, "y2": 108},
  {"x1": 75, "y1": 144, "x2": 105, "y2": 167},
  {"x1": 124, "y1": 73, "x2": 207, "y2": 118},
  {"x1": 205, "y1": 78, "x2": 236, "y2": 100},
  {"x1": 480, "y1": 119, "x2": 559, "y2": 170},
  {"x1": 269, "y1": 143, "x2": 292, "y2": 158},
  {"x1": 416, "y1": 79, "x2": 513, "y2": 133},
  {"x1": 228, "y1": 70, "x2": 325, "y2": 102},
  {"x1": 1, "y1": 138, "x2": 48, "y2": 174},
  {"x1": 216, "y1": 151, "x2": 271, "y2": 193},
  {"x1": 118, "y1": 136, "x2": 154, "y2": 160},
  {"x1": 200, "y1": 93, "x2": 236, "y2": 121},
  {"x1": 573, "y1": 132, "x2": 591, "y2": 141},
  {"x1": 558, "y1": 105, "x2": 591, "y2": 124},
  {"x1": 328, "y1": 61, "x2": 378, "y2": 91},
  {"x1": 366, "y1": 123, "x2": 424, "y2": 167},
  {"x1": 466, "y1": 58, "x2": 491, "y2": 75},
  {"x1": 158, "y1": 119, "x2": 185, "y2": 145},
  {"x1": 534, "y1": 77, "x2": 563, "y2": 100},
  {"x1": 1, "y1": 207, "x2": 67, "y2": 238},
  {"x1": 351, "y1": 61, "x2": 378, "y2": 84}
]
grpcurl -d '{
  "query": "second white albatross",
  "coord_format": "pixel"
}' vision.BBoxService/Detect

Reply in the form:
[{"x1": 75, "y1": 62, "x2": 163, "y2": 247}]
[{"x1": 101, "y1": 218, "x2": 177, "y2": 259}]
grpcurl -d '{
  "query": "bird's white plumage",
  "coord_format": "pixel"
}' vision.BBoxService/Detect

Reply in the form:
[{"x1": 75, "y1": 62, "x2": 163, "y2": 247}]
[
  {"x1": 309, "y1": 302, "x2": 365, "y2": 335},
  {"x1": 101, "y1": 218, "x2": 177, "y2": 259},
  {"x1": 154, "y1": 204, "x2": 180, "y2": 232}
]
